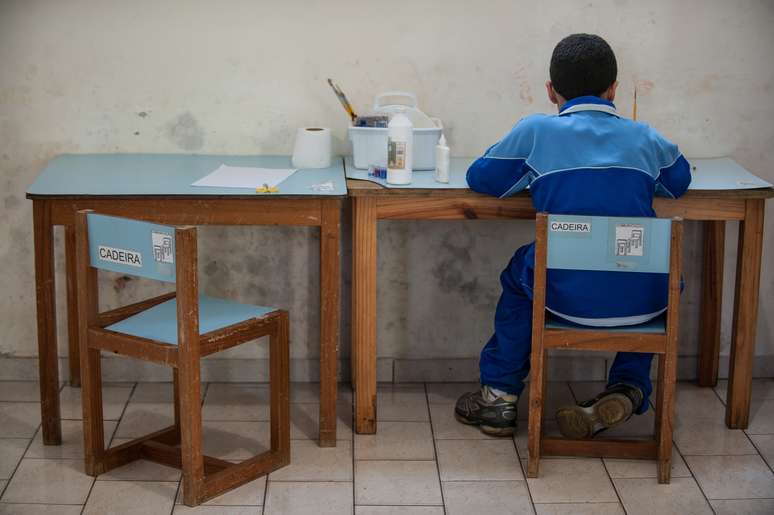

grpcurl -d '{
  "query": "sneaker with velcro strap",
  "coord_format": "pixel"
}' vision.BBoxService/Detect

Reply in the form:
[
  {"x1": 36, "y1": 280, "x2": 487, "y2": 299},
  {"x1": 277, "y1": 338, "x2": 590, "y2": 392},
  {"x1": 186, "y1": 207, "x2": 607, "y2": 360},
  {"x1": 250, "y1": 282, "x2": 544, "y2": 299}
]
[
  {"x1": 455, "y1": 384, "x2": 518, "y2": 436},
  {"x1": 555, "y1": 383, "x2": 645, "y2": 439}
]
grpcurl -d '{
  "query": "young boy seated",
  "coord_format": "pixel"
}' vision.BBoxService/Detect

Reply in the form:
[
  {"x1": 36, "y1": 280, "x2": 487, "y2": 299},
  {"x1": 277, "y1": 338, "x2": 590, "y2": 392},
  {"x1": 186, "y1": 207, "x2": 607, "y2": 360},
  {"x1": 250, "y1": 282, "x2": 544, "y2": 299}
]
[{"x1": 455, "y1": 34, "x2": 691, "y2": 438}]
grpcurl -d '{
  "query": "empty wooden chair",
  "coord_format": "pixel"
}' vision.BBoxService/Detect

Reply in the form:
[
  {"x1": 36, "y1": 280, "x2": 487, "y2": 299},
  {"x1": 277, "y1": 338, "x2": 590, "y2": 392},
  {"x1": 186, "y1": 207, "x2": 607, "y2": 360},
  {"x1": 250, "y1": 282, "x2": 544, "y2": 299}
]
[
  {"x1": 527, "y1": 213, "x2": 682, "y2": 483},
  {"x1": 74, "y1": 210, "x2": 290, "y2": 506}
]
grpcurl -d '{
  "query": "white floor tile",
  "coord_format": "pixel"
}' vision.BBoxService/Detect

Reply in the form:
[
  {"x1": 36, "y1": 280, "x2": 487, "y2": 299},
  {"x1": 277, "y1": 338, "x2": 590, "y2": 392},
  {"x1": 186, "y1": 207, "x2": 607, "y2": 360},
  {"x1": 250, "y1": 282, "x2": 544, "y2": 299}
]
[
  {"x1": 355, "y1": 507, "x2": 444, "y2": 515},
  {"x1": 202, "y1": 383, "x2": 270, "y2": 421},
  {"x1": 377, "y1": 384, "x2": 429, "y2": 422},
  {"x1": 535, "y1": 503, "x2": 624, "y2": 515},
  {"x1": 83, "y1": 480, "x2": 177, "y2": 515},
  {"x1": 749, "y1": 433, "x2": 774, "y2": 468},
  {"x1": 674, "y1": 415, "x2": 756, "y2": 455},
  {"x1": 747, "y1": 399, "x2": 774, "y2": 435},
  {"x1": 355, "y1": 421, "x2": 435, "y2": 460},
  {"x1": 0, "y1": 382, "x2": 44, "y2": 402},
  {"x1": 443, "y1": 480, "x2": 533, "y2": 515},
  {"x1": 603, "y1": 449, "x2": 692, "y2": 479},
  {"x1": 0, "y1": 439, "x2": 28, "y2": 479},
  {"x1": 685, "y1": 454, "x2": 774, "y2": 499},
  {"x1": 115, "y1": 402, "x2": 174, "y2": 438},
  {"x1": 201, "y1": 420, "x2": 271, "y2": 461},
  {"x1": 174, "y1": 507, "x2": 260, "y2": 515},
  {"x1": 710, "y1": 499, "x2": 774, "y2": 515},
  {"x1": 613, "y1": 477, "x2": 713, "y2": 515},
  {"x1": 525, "y1": 458, "x2": 617, "y2": 503},
  {"x1": 290, "y1": 402, "x2": 353, "y2": 441},
  {"x1": 265, "y1": 481, "x2": 353, "y2": 515},
  {"x1": 25, "y1": 420, "x2": 116, "y2": 459},
  {"x1": 715, "y1": 379, "x2": 774, "y2": 402},
  {"x1": 0, "y1": 504, "x2": 83, "y2": 515},
  {"x1": 270, "y1": 439, "x2": 352, "y2": 481},
  {"x1": 0, "y1": 403, "x2": 40, "y2": 438},
  {"x1": 1, "y1": 458, "x2": 93, "y2": 504},
  {"x1": 59, "y1": 384, "x2": 133, "y2": 420},
  {"x1": 436, "y1": 439, "x2": 522, "y2": 481},
  {"x1": 673, "y1": 383, "x2": 727, "y2": 419},
  {"x1": 355, "y1": 460, "x2": 442, "y2": 506}
]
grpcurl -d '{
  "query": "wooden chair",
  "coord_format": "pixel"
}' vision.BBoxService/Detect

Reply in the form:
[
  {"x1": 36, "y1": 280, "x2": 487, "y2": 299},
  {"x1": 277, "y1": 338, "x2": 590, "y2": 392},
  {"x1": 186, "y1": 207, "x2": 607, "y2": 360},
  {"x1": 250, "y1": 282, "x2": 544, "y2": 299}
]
[
  {"x1": 74, "y1": 210, "x2": 290, "y2": 506},
  {"x1": 527, "y1": 213, "x2": 682, "y2": 484}
]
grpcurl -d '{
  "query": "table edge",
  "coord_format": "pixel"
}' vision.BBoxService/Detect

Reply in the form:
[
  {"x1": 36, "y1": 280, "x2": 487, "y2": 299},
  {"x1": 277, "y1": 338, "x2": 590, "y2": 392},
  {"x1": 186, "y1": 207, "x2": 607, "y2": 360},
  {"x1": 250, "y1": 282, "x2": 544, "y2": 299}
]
[
  {"x1": 26, "y1": 193, "x2": 348, "y2": 200},
  {"x1": 344, "y1": 179, "x2": 774, "y2": 200}
]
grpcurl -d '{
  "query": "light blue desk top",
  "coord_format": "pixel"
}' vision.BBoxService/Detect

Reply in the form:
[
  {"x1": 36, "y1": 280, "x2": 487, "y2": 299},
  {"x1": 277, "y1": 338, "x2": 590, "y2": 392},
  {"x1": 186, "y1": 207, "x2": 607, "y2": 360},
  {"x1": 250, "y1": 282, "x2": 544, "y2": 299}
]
[
  {"x1": 27, "y1": 154, "x2": 347, "y2": 197},
  {"x1": 687, "y1": 157, "x2": 772, "y2": 190},
  {"x1": 345, "y1": 156, "x2": 772, "y2": 192},
  {"x1": 345, "y1": 156, "x2": 474, "y2": 189}
]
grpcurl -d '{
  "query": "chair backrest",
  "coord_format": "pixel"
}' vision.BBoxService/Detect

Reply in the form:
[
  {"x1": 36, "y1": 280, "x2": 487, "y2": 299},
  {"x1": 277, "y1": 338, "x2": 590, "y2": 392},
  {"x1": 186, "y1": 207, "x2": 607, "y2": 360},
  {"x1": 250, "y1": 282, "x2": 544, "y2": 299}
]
[
  {"x1": 546, "y1": 214, "x2": 672, "y2": 274},
  {"x1": 87, "y1": 213, "x2": 177, "y2": 282}
]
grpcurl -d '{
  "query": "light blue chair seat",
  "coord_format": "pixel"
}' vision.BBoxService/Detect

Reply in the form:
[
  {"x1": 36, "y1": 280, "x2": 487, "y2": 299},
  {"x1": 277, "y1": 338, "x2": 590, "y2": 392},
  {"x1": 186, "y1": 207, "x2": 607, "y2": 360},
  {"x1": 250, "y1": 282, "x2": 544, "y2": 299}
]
[
  {"x1": 545, "y1": 313, "x2": 666, "y2": 334},
  {"x1": 106, "y1": 295, "x2": 277, "y2": 345}
]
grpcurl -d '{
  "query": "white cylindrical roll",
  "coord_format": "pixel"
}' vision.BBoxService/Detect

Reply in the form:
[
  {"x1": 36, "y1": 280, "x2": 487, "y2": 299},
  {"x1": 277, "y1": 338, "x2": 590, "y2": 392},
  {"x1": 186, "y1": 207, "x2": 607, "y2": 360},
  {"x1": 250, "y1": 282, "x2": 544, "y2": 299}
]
[{"x1": 292, "y1": 127, "x2": 332, "y2": 169}]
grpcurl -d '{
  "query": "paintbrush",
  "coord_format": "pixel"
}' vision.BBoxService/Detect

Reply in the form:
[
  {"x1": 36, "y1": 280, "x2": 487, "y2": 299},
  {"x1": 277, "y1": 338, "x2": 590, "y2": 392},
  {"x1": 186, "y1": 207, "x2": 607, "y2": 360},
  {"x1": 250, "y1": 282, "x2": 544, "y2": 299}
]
[
  {"x1": 632, "y1": 86, "x2": 638, "y2": 121},
  {"x1": 327, "y1": 79, "x2": 357, "y2": 123}
]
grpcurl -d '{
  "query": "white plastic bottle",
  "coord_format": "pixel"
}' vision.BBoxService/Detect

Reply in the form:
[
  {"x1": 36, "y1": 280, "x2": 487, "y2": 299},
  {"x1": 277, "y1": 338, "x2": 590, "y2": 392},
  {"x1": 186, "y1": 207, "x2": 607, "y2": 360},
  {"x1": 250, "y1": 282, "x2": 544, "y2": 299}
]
[
  {"x1": 434, "y1": 133, "x2": 450, "y2": 183},
  {"x1": 386, "y1": 112, "x2": 413, "y2": 184}
]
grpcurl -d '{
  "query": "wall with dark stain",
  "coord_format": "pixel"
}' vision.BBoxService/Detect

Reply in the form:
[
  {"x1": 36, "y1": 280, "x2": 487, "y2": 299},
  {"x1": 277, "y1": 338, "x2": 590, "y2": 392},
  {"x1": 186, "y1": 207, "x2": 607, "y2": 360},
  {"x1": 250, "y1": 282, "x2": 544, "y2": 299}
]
[{"x1": 1, "y1": 0, "x2": 773, "y2": 380}]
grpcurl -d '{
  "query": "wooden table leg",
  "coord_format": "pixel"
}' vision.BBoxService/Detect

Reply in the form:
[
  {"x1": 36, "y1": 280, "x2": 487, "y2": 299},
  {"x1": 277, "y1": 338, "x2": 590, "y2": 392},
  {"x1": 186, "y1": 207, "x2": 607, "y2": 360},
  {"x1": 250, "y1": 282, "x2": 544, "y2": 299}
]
[
  {"x1": 352, "y1": 197, "x2": 378, "y2": 434},
  {"x1": 319, "y1": 199, "x2": 341, "y2": 447},
  {"x1": 64, "y1": 225, "x2": 82, "y2": 387},
  {"x1": 697, "y1": 221, "x2": 725, "y2": 386},
  {"x1": 177, "y1": 227, "x2": 205, "y2": 506},
  {"x1": 33, "y1": 200, "x2": 62, "y2": 445},
  {"x1": 726, "y1": 199, "x2": 765, "y2": 429}
]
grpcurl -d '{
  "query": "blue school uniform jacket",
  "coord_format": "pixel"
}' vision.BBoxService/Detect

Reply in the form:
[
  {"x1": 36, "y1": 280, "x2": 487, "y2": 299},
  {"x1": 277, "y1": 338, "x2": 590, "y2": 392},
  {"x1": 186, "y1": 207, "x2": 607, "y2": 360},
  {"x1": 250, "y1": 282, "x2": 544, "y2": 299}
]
[{"x1": 466, "y1": 95, "x2": 691, "y2": 326}]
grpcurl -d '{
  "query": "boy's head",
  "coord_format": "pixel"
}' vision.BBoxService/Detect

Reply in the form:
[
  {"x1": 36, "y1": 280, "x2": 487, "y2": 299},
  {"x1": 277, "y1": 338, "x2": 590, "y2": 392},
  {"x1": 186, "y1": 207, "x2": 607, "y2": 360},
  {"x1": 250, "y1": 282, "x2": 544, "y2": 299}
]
[{"x1": 546, "y1": 33, "x2": 618, "y2": 108}]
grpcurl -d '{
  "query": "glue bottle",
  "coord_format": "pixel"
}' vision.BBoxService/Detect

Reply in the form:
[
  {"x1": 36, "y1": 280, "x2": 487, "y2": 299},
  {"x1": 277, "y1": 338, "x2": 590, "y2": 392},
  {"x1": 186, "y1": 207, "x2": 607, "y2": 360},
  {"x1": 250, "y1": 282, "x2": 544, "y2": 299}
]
[
  {"x1": 386, "y1": 112, "x2": 413, "y2": 184},
  {"x1": 434, "y1": 133, "x2": 450, "y2": 183}
]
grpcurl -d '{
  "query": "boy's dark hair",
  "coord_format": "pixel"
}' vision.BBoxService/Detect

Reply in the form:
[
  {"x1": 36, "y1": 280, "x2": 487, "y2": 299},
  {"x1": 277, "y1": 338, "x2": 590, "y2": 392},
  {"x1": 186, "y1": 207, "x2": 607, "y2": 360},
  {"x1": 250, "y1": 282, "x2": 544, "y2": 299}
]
[{"x1": 549, "y1": 34, "x2": 617, "y2": 100}]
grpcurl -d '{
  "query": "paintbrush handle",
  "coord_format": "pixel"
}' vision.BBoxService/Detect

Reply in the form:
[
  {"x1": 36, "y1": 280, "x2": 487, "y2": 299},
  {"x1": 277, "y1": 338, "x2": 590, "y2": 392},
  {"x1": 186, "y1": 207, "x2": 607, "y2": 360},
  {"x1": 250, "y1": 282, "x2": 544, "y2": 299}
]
[{"x1": 328, "y1": 79, "x2": 357, "y2": 122}]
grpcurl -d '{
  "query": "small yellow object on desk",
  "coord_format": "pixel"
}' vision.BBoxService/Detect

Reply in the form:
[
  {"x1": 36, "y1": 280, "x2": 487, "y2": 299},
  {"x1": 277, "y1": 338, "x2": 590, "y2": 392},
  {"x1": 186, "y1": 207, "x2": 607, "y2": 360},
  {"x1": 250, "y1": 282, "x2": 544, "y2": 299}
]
[{"x1": 256, "y1": 183, "x2": 279, "y2": 193}]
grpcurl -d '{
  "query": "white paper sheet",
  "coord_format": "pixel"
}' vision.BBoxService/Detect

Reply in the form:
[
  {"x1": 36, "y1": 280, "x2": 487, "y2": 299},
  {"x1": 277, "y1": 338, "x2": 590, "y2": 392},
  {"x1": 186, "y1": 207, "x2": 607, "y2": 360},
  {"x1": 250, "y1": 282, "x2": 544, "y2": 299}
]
[{"x1": 192, "y1": 164, "x2": 297, "y2": 189}]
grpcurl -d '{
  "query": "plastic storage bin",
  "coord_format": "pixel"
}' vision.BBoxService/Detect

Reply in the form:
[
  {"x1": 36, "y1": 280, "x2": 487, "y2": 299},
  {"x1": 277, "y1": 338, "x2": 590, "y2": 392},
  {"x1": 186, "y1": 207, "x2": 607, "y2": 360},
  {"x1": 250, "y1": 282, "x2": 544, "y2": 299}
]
[
  {"x1": 349, "y1": 126, "x2": 442, "y2": 170},
  {"x1": 349, "y1": 91, "x2": 443, "y2": 170}
]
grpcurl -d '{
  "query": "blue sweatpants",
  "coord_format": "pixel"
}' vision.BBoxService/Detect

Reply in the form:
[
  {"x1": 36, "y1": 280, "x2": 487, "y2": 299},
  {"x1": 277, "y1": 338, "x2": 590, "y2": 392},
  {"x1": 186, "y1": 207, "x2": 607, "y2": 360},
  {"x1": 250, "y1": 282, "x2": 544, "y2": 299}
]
[{"x1": 479, "y1": 244, "x2": 653, "y2": 414}]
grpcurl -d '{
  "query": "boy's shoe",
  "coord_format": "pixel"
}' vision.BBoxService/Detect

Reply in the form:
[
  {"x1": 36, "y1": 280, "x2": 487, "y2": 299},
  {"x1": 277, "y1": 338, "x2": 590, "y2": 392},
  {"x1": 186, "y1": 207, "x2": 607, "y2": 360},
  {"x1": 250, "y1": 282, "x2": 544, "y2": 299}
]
[
  {"x1": 555, "y1": 383, "x2": 644, "y2": 439},
  {"x1": 455, "y1": 385, "x2": 518, "y2": 436}
]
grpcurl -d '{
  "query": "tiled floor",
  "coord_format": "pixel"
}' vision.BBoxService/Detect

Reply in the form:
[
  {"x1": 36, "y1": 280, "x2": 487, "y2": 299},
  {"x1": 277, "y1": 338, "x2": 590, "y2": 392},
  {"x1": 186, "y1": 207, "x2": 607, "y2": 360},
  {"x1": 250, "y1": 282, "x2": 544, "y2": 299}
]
[{"x1": 0, "y1": 379, "x2": 773, "y2": 514}]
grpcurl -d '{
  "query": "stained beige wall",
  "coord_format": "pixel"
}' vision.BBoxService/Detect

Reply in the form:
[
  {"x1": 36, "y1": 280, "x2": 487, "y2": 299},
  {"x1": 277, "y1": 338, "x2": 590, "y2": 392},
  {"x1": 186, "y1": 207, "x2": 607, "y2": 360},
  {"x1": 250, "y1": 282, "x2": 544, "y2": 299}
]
[{"x1": 1, "y1": 0, "x2": 772, "y2": 378}]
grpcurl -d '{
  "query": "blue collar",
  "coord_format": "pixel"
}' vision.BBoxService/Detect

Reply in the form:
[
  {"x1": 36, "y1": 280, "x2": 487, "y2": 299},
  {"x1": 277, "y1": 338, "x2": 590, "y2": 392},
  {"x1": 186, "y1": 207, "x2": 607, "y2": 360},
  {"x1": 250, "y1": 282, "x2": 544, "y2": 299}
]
[{"x1": 559, "y1": 96, "x2": 619, "y2": 117}]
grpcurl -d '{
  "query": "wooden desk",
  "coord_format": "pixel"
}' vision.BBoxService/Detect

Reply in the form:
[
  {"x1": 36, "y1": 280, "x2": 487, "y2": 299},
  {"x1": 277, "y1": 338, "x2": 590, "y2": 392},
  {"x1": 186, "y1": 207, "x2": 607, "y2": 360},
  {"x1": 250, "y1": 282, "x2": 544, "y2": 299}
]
[
  {"x1": 347, "y1": 159, "x2": 773, "y2": 434},
  {"x1": 27, "y1": 154, "x2": 345, "y2": 447}
]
